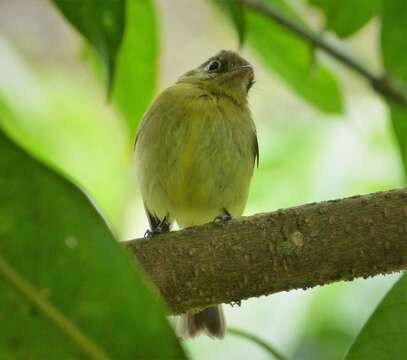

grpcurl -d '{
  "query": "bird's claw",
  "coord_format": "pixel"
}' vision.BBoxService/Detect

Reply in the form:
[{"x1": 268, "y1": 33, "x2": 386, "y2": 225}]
[
  {"x1": 214, "y1": 209, "x2": 232, "y2": 222},
  {"x1": 144, "y1": 219, "x2": 170, "y2": 239},
  {"x1": 144, "y1": 229, "x2": 153, "y2": 239}
]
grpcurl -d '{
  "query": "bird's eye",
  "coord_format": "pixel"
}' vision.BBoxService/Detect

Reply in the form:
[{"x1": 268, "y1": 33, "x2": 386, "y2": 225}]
[{"x1": 206, "y1": 60, "x2": 221, "y2": 72}]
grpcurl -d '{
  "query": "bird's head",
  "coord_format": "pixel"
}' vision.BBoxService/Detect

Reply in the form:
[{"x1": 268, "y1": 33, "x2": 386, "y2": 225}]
[{"x1": 178, "y1": 50, "x2": 255, "y2": 103}]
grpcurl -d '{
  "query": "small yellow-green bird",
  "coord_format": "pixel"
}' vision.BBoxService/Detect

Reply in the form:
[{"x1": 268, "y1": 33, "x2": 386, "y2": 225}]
[{"x1": 135, "y1": 50, "x2": 258, "y2": 339}]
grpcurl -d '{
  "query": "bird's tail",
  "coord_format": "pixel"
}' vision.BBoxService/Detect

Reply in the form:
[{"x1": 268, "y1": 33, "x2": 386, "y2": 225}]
[{"x1": 179, "y1": 305, "x2": 225, "y2": 339}]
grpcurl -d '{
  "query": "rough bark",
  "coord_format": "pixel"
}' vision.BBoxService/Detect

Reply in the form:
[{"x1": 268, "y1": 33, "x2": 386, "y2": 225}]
[{"x1": 125, "y1": 188, "x2": 407, "y2": 314}]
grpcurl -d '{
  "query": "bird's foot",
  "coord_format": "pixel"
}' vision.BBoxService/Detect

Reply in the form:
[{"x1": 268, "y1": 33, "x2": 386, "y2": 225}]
[
  {"x1": 214, "y1": 209, "x2": 232, "y2": 222},
  {"x1": 144, "y1": 218, "x2": 171, "y2": 239},
  {"x1": 144, "y1": 229, "x2": 154, "y2": 239}
]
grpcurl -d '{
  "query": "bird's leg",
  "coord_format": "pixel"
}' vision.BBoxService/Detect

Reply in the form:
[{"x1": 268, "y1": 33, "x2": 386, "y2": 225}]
[
  {"x1": 155, "y1": 218, "x2": 171, "y2": 233},
  {"x1": 144, "y1": 218, "x2": 171, "y2": 238},
  {"x1": 214, "y1": 208, "x2": 232, "y2": 222},
  {"x1": 144, "y1": 208, "x2": 171, "y2": 238}
]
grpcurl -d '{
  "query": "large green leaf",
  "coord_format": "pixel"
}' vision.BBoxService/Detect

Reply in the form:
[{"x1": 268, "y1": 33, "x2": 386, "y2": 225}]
[
  {"x1": 113, "y1": 0, "x2": 158, "y2": 135},
  {"x1": 346, "y1": 274, "x2": 407, "y2": 359},
  {"x1": 247, "y1": 0, "x2": 343, "y2": 113},
  {"x1": 52, "y1": 0, "x2": 125, "y2": 93},
  {"x1": 0, "y1": 127, "x2": 185, "y2": 359},
  {"x1": 381, "y1": 0, "x2": 407, "y2": 179},
  {"x1": 308, "y1": 0, "x2": 379, "y2": 38}
]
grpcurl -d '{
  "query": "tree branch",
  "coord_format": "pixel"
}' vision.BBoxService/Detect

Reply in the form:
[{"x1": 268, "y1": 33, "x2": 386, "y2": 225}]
[
  {"x1": 125, "y1": 188, "x2": 407, "y2": 314},
  {"x1": 241, "y1": 0, "x2": 407, "y2": 106}
]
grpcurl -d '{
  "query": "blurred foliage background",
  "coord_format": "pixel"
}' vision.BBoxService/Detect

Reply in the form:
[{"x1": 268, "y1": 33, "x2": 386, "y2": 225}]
[{"x1": 0, "y1": 0, "x2": 405, "y2": 359}]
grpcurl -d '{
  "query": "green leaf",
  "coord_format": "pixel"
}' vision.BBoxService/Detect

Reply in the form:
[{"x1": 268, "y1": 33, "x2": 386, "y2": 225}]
[
  {"x1": 381, "y1": 0, "x2": 407, "y2": 83},
  {"x1": 381, "y1": 0, "x2": 407, "y2": 179},
  {"x1": 389, "y1": 104, "x2": 407, "y2": 179},
  {"x1": 112, "y1": 0, "x2": 158, "y2": 135},
  {"x1": 52, "y1": 0, "x2": 125, "y2": 94},
  {"x1": 308, "y1": 0, "x2": 379, "y2": 38},
  {"x1": 247, "y1": 0, "x2": 343, "y2": 113},
  {"x1": 216, "y1": 0, "x2": 247, "y2": 46},
  {"x1": 0, "y1": 127, "x2": 186, "y2": 359},
  {"x1": 346, "y1": 274, "x2": 407, "y2": 359}
]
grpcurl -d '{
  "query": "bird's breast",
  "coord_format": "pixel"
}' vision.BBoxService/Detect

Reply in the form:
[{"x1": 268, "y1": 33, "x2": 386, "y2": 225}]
[{"x1": 136, "y1": 88, "x2": 256, "y2": 227}]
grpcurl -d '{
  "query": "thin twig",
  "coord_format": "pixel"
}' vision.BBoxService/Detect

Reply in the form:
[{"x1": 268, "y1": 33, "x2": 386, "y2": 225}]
[
  {"x1": 242, "y1": 0, "x2": 407, "y2": 106},
  {"x1": 228, "y1": 327, "x2": 288, "y2": 360}
]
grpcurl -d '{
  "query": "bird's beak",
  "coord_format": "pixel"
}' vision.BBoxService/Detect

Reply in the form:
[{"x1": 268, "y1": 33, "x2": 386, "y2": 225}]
[{"x1": 236, "y1": 64, "x2": 254, "y2": 80}]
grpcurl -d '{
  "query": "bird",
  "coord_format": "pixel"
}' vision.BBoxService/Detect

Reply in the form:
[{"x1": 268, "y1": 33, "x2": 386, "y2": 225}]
[{"x1": 134, "y1": 50, "x2": 258, "y2": 339}]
